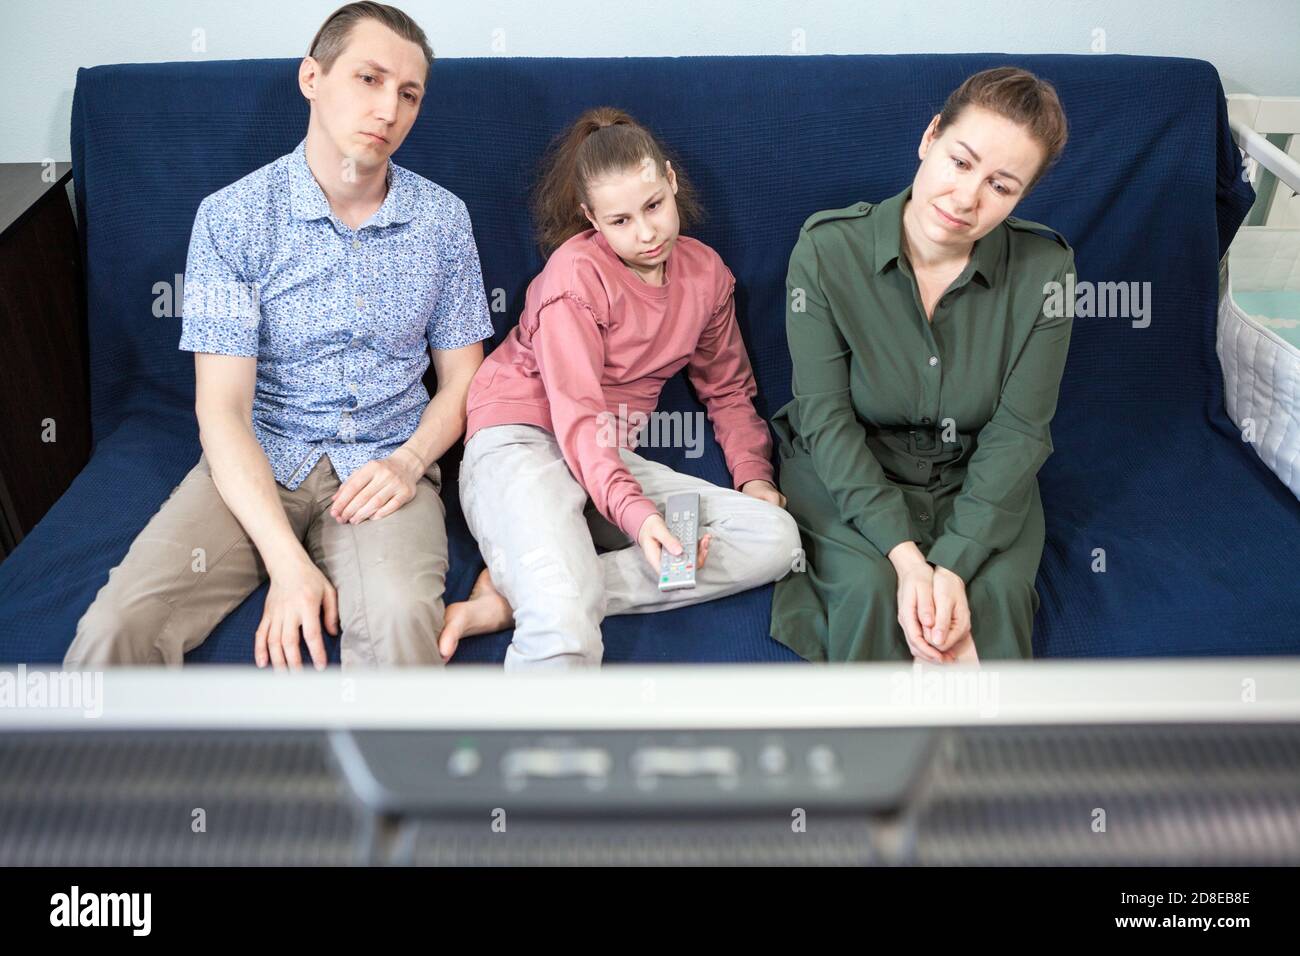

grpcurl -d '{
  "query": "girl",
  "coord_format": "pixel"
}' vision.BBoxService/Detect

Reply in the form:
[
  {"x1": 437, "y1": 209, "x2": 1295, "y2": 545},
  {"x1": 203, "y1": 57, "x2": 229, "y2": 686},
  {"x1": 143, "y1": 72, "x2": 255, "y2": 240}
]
[
  {"x1": 440, "y1": 107, "x2": 800, "y2": 668},
  {"x1": 770, "y1": 67, "x2": 1075, "y2": 664}
]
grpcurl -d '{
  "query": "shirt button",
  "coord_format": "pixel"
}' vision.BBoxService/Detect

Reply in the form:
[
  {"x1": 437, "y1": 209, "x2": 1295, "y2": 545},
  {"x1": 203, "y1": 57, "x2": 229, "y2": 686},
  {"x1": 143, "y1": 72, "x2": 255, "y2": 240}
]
[
  {"x1": 928, "y1": 356, "x2": 939, "y2": 367},
  {"x1": 352, "y1": 239, "x2": 361, "y2": 250},
  {"x1": 346, "y1": 382, "x2": 358, "y2": 394},
  {"x1": 355, "y1": 296, "x2": 364, "y2": 309}
]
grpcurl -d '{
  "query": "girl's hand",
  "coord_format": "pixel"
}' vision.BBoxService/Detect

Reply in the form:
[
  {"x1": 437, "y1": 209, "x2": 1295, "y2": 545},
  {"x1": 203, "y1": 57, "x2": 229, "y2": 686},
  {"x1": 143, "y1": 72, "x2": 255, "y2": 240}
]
[
  {"x1": 740, "y1": 479, "x2": 786, "y2": 509},
  {"x1": 928, "y1": 566, "x2": 971, "y2": 653},
  {"x1": 636, "y1": 514, "x2": 712, "y2": 573}
]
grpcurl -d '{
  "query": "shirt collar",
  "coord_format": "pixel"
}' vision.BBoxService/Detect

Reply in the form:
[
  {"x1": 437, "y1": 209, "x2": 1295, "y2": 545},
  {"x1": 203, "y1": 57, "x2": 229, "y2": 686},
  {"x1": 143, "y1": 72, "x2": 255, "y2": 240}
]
[
  {"x1": 872, "y1": 183, "x2": 1004, "y2": 289},
  {"x1": 286, "y1": 138, "x2": 415, "y2": 228}
]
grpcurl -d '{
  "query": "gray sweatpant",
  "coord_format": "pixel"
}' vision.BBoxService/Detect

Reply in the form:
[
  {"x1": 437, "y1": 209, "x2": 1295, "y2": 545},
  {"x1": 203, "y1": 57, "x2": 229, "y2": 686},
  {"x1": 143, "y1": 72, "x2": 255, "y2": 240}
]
[{"x1": 459, "y1": 423, "x2": 801, "y2": 669}]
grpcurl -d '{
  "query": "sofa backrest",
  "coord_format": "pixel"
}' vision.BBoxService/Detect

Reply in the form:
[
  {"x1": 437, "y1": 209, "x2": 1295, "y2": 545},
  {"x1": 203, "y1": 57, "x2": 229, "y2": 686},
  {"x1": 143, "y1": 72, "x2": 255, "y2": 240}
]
[{"x1": 70, "y1": 54, "x2": 1252, "y2": 466}]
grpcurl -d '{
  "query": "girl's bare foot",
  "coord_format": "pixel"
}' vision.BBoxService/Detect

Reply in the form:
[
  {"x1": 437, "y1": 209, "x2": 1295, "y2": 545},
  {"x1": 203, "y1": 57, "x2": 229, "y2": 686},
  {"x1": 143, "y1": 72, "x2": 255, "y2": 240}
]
[{"x1": 438, "y1": 567, "x2": 514, "y2": 662}]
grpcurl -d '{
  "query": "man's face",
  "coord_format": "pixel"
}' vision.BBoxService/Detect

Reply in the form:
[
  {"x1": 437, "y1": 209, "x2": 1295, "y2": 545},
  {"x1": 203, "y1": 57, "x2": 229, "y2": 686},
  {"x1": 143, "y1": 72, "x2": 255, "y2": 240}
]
[
  {"x1": 910, "y1": 105, "x2": 1045, "y2": 247},
  {"x1": 300, "y1": 18, "x2": 428, "y2": 172}
]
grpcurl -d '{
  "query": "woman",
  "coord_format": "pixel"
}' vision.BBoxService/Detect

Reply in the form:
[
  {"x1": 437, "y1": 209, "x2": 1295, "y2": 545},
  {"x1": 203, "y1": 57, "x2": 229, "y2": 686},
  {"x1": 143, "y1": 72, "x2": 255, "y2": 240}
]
[
  {"x1": 440, "y1": 107, "x2": 800, "y2": 669},
  {"x1": 770, "y1": 67, "x2": 1076, "y2": 663}
]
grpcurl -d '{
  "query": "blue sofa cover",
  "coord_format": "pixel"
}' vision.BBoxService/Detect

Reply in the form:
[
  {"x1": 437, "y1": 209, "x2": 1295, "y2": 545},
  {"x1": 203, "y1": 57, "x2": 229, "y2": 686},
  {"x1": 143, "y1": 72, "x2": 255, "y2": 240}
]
[{"x1": 1, "y1": 52, "x2": 1292, "y2": 664}]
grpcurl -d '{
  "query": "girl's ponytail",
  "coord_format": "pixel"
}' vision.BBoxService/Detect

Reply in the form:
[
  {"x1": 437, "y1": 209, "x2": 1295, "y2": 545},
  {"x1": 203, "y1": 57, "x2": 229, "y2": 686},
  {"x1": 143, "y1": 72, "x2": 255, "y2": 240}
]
[{"x1": 532, "y1": 106, "x2": 703, "y2": 257}]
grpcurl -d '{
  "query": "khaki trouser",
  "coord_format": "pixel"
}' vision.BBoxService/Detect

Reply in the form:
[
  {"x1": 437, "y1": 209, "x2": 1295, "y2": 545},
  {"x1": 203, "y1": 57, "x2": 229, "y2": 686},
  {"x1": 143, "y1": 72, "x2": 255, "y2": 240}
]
[{"x1": 64, "y1": 451, "x2": 449, "y2": 668}]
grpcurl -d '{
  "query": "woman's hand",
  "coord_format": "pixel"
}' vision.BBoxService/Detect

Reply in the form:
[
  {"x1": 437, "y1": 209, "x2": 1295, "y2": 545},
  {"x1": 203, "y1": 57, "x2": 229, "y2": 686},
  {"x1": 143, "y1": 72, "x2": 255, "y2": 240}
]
[
  {"x1": 636, "y1": 513, "x2": 711, "y2": 574},
  {"x1": 889, "y1": 541, "x2": 954, "y2": 663},
  {"x1": 740, "y1": 478, "x2": 786, "y2": 509},
  {"x1": 928, "y1": 566, "x2": 972, "y2": 654},
  {"x1": 946, "y1": 629, "x2": 980, "y2": 664}
]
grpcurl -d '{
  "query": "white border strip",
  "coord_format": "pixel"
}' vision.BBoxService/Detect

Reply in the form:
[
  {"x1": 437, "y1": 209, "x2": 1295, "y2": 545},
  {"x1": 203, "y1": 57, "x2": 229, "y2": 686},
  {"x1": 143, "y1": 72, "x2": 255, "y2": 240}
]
[{"x1": 0, "y1": 660, "x2": 1296, "y2": 730}]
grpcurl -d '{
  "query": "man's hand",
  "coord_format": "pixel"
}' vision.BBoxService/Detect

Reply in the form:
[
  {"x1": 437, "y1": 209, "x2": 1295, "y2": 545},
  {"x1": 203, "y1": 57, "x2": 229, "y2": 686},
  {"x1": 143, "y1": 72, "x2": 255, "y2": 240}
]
[
  {"x1": 740, "y1": 478, "x2": 787, "y2": 509},
  {"x1": 636, "y1": 513, "x2": 712, "y2": 574},
  {"x1": 330, "y1": 446, "x2": 425, "y2": 524},
  {"x1": 255, "y1": 554, "x2": 339, "y2": 671}
]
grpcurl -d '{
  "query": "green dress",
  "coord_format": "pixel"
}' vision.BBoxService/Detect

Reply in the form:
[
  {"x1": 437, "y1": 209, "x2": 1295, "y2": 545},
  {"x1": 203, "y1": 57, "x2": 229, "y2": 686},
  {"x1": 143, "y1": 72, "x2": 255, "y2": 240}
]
[{"x1": 769, "y1": 184, "x2": 1076, "y2": 662}]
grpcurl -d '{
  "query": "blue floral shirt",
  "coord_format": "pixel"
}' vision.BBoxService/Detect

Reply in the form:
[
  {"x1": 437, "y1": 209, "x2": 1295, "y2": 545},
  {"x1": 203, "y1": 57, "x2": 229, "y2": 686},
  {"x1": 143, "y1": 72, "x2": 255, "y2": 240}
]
[{"x1": 179, "y1": 139, "x2": 493, "y2": 489}]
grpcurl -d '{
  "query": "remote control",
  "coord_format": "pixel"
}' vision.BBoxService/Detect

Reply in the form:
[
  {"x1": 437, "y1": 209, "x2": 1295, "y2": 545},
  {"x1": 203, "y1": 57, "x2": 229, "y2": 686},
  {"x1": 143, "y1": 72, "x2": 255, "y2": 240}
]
[{"x1": 658, "y1": 492, "x2": 701, "y2": 591}]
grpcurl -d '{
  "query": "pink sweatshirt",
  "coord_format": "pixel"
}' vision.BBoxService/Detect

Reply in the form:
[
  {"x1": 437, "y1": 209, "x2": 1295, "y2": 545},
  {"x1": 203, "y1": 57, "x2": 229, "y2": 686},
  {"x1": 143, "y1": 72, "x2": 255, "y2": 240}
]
[{"x1": 465, "y1": 228, "x2": 774, "y2": 540}]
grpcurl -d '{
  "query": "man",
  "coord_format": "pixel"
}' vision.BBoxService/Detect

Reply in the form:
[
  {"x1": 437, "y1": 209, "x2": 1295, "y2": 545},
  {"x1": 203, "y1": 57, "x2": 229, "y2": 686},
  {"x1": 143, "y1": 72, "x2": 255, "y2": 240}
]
[{"x1": 64, "y1": 2, "x2": 493, "y2": 670}]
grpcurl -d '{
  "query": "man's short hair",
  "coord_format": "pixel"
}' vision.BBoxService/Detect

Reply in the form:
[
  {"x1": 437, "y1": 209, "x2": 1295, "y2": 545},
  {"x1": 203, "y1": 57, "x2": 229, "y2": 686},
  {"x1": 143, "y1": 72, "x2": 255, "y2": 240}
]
[{"x1": 307, "y1": 2, "x2": 434, "y2": 80}]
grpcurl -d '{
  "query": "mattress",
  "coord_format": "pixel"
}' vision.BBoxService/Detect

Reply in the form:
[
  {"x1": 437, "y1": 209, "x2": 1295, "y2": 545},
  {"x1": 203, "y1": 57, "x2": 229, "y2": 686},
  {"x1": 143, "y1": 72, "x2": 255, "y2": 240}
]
[{"x1": 1217, "y1": 227, "x2": 1300, "y2": 499}]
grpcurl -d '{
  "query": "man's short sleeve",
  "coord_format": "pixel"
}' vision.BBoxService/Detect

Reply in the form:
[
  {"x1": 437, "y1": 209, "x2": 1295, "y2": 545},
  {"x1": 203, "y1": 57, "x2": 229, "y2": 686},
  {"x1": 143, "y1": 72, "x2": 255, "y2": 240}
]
[
  {"x1": 426, "y1": 203, "x2": 495, "y2": 351},
  {"x1": 178, "y1": 195, "x2": 261, "y2": 356}
]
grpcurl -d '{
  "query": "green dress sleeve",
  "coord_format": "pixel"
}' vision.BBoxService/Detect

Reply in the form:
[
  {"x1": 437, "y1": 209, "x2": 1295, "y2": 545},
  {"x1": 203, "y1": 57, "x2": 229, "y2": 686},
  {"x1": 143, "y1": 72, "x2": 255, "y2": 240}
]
[
  {"x1": 926, "y1": 249, "x2": 1077, "y2": 582},
  {"x1": 785, "y1": 225, "x2": 918, "y2": 558}
]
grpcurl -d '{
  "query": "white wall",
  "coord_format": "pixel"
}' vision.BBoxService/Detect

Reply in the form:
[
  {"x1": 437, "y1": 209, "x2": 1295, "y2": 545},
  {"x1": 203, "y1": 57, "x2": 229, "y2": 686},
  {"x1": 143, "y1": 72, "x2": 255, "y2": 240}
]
[{"x1": 3, "y1": 0, "x2": 1298, "y2": 162}]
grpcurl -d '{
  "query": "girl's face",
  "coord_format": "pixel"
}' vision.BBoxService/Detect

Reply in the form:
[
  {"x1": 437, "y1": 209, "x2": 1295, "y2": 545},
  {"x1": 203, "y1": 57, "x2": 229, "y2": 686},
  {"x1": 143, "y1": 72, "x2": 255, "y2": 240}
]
[
  {"x1": 580, "y1": 159, "x2": 681, "y2": 278},
  {"x1": 910, "y1": 104, "x2": 1045, "y2": 250}
]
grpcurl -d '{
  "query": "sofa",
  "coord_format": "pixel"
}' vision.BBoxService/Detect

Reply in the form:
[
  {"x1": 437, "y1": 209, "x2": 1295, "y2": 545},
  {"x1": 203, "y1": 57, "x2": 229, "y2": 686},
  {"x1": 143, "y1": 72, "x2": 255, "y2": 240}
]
[{"x1": 1, "y1": 52, "x2": 1293, "y2": 664}]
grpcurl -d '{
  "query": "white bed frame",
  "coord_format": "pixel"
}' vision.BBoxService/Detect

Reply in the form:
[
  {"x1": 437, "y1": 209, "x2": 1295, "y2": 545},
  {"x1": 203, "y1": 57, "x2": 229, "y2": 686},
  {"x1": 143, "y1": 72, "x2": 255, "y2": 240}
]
[{"x1": 1227, "y1": 94, "x2": 1300, "y2": 224}]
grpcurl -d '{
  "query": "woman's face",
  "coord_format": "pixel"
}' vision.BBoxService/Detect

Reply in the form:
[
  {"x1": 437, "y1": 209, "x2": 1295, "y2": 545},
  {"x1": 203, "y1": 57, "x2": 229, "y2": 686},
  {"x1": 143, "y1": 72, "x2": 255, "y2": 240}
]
[
  {"x1": 581, "y1": 159, "x2": 681, "y2": 274},
  {"x1": 910, "y1": 105, "x2": 1045, "y2": 249}
]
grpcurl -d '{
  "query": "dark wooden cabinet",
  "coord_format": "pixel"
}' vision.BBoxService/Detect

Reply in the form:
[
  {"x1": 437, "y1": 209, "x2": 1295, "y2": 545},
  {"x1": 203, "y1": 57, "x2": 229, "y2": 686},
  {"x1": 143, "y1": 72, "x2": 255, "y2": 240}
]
[{"x1": 0, "y1": 163, "x2": 91, "y2": 561}]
